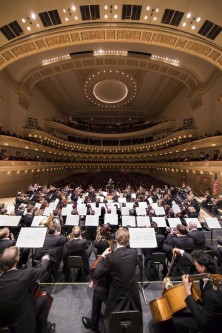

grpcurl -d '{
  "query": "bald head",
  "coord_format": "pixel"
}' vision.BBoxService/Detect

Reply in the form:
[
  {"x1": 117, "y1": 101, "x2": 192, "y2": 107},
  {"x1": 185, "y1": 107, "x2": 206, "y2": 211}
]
[{"x1": 0, "y1": 246, "x2": 20, "y2": 272}]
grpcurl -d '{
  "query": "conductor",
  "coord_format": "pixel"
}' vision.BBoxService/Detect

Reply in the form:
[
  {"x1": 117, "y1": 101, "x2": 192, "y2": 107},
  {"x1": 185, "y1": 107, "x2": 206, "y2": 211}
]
[{"x1": 107, "y1": 178, "x2": 114, "y2": 194}]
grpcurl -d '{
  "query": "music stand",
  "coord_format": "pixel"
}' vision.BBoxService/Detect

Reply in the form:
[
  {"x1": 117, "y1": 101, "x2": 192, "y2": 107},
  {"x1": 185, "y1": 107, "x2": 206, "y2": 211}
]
[
  {"x1": 129, "y1": 228, "x2": 157, "y2": 304},
  {"x1": 205, "y1": 217, "x2": 221, "y2": 242},
  {"x1": 109, "y1": 311, "x2": 143, "y2": 333},
  {"x1": 16, "y1": 227, "x2": 47, "y2": 266}
]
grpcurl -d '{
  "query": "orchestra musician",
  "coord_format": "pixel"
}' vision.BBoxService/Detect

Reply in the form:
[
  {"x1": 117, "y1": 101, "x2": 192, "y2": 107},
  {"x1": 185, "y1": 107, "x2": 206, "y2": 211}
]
[
  {"x1": 92, "y1": 227, "x2": 142, "y2": 332},
  {"x1": 172, "y1": 248, "x2": 222, "y2": 333},
  {"x1": 0, "y1": 246, "x2": 54, "y2": 333},
  {"x1": 149, "y1": 249, "x2": 222, "y2": 333}
]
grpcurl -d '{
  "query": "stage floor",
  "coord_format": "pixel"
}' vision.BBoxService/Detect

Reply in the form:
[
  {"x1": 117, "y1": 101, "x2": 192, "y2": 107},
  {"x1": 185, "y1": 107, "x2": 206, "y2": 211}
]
[{"x1": 47, "y1": 281, "x2": 161, "y2": 333}]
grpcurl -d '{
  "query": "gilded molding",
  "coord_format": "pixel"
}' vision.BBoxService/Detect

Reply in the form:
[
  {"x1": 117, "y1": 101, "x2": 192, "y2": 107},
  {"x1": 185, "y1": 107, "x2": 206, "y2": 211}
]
[
  {"x1": 152, "y1": 33, "x2": 177, "y2": 46},
  {"x1": 0, "y1": 27, "x2": 221, "y2": 71},
  {"x1": 11, "y1": 42, "x2": 37, "y2": 56},
  {"x1": 45, "y1": 34, "x2": 71, "y2": 47},
  {"x1": 184, "y1": 41, "x2": 211, "y2": 56},
  {"x1": 1, "y1": 51, "x2": 15, "y2": 61}
]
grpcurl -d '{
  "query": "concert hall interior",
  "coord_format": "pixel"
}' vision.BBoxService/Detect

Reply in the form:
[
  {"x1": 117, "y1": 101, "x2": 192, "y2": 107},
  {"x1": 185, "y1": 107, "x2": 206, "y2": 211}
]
[{"x1": 0, "y1": 1, "x2": 222, "y2": 333}]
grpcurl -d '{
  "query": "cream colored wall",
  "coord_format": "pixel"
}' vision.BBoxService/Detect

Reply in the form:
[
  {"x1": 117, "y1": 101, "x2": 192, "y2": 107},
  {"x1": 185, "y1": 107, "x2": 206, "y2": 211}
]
[
  {"x1": 158, "y1": 87, "x2": 193, "y2": 129},
  {"x1": 0, "y1": 169, "x2": 75, "y2": 198},
  {"x1": 0, "y1": 76, "x2": 61, "y2": 135},
  {"x1": 159, "y1": 73, "x2": 222, "y2": 135}
]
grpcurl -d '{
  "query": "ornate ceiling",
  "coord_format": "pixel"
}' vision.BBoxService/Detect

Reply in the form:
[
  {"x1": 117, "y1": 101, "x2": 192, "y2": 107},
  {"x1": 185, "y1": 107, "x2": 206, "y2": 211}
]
[{"x1": 0, "y1": 0, "x2": 221, "y2": 124}]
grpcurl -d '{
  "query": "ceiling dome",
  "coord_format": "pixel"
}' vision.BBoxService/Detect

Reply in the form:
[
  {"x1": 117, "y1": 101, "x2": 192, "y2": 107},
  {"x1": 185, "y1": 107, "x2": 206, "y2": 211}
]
[{"x1": 93, "y1": 79, "x2": 128, "y2": 104}]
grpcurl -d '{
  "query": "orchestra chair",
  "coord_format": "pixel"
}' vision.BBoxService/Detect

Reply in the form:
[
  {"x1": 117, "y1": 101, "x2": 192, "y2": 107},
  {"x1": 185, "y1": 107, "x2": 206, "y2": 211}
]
[
  {"x1": 177, "y1": 255, "x2": 193, "y2": 275},
  {"x1": 65, "y1": 255, "x2": 84, "y2": 282},
  {"x1": 108, "y1": 311, "x2": 143, "y2": 333},
  {"x1": 149, "y1": 253, "x2": 167, "y2": 280},
  {"x1": 0, "y1": 327, "x2": 12, "y2": 333}
]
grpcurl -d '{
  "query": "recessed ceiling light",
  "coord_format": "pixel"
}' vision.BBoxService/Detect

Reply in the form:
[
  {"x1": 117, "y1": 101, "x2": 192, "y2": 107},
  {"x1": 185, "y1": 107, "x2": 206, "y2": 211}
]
[
  {"x1": 31, "y1": 13, "x2": 36, "y2": 20},
  {"x1": 182, "y1": 22, "x2": 187, "y2": 27},
  {"x1": 104, "y1": 14, "x2": 108, "y2": 19},
  {"x1": 187, "y1": 12, "x2": 191, "y2": 18},
  {"x1": 104, "y1": 5, "x2": 108, "y2": 10},
  {"x1": 196, "y1": 17, "x2": 201, "y2": 22},
  {"x1": 63, "y1": 9, "x2": 66, "y2": 13},
  {"x1": 27, "y1": 26, "x2": 31, "y2": 31},
  {"x1": 144, "y1": 15, "x2": 148, "y2": 20},
  {"x1": 191, "y1": 25, "x2": 196, "y2": 30},
  {"x1": 65, "y1": 17, "x2": 69, "y2": 21},
  {"x1": 114, "y1": 14, "x2": 118, "y2": 19},
  {"x1": 22, "y1": 18, "x2": 26, "y2": 23},
  {"x1": 114, "y1": 5, "x2": 118, "y2": 10},
  {"x1": 156, "y1": 8, "x2": 160, "y2": 13},
  {"x1": 74, "y1": 16, "x2": 78, "y2": 20},
  {"x1": 36, "y1": 23, "x2": 40, "y2": 28},
  {"x1": 71, "y1": 5, "x2": 76, "y2": 11},
  {"x1": 146, "y1": 6, "x2": 150, "y2": 11},
  {"x1": 153, "y1": 16, "x2": 157, "y2": 21}
]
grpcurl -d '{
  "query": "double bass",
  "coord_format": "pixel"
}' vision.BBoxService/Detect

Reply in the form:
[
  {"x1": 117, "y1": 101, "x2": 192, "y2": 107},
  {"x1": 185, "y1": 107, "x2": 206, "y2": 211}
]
[{"x1": 149, "y1": 273, "x2": 222, "y2": 324}]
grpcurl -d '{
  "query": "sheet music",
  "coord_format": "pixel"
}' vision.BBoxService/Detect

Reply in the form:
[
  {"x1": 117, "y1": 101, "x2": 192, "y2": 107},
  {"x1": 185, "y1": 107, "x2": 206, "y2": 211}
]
[
  {"x1": 129, "y1": 228, "x2": 157, "y2": 248},
  {"x1": 205, "y1": 218, "x2": 221, "y2": 229},
  {"x1": 151, "y1": 202, "x2": 158, "y2": 208},
  {"x1": 148, "y1": 197, "x2": 153, "y2": 204},
  {"x1": 35, "y1": 203, "x2": 42, "y2": 209},
  {"x1": 66, "y1": 215, "x2": 80, "y2": 226},
  {"x1": 0, "y1": 215, "x2": 21, "y2": 226},
  {"x1": 167, "y1": 217, "x2": 181, "y2": 228},
  {"x1": 94, "y1": 207, "x2": 101, "y2": 216},
  {"x1": 77, "y1": 205, "x2": 87, "y2": 215},
  {"x1": 126, "y1": 202, "x2": 134, "y2": 209},
  {"x1": 61, "y1": 207, "x2": 73, "y2": 216},
  {"x1": 172, "y1": 204, "x2": 181, "y2": 214},
  {"x1": 136, "y1": 216, "x2": 150, "y2": 227},
  {"x1": 31, "y1": 216, "x2": 48, "y2": 227},
  {"x1": 43, "y1": 207, "x2": 54, "y2": 216},
  {"x1": 138, "y1": 202, "x2": 148, "y2": 208},
  {"x1": 154, "y1": 206, "x2": 165, "y2": 216},
  {"x1": 49, "y1": 203, "x2": 57, "y2": 210},
  {"x1": 184, "y1": 218, "x2": 202, "y2": 228},
  {"x1": 16, "y1": 227, "x2": 47, "y2": 248},
  {"x1": 121, "y1": 206, "x2": 130, "y2": 216},
  {"x1": 85, "y1": 215, "x2": 99, "y2": 226},
  {"x1": 104, "y1": 214, "x2": 118, "y2": 225},
  {"x1": 122, "y1": 216, "x2": 136, "y2": 227},
  {"x1": 131, "y1": 193, "x2": 136, "y2": 199},
  {"x1": 118, "y1": 197, "x2": 126, "y2": 204},
  {"x1": 77, "y1": 198, "x2": 84, "y2": 204},
  {"x1": 136, "y1": 207, "x2": 147, "y2": 216},
  {"x1": 6, "y1": 205, "x2": 14, "y2": 214},
  {"x1": 152, "y1": 217, "x2": 167, "y2": 227}
]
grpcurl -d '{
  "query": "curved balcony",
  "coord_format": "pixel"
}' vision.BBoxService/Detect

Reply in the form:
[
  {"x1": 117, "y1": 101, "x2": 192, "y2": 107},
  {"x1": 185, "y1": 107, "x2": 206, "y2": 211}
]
[{"x1": 44, "y1": 119, "x2": 176, "y2": 140}]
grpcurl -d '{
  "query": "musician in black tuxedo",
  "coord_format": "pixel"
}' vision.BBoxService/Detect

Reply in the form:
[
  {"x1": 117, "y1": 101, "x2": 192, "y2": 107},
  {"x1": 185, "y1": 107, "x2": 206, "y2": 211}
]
[
  {"x1": 163, "y1": 224, "x2": 194, "y2": 260},
  {"x1": 34, "y1": 224, "x2": 66, "y2": 275},
  {"x1": 63, "y1": 226, "x2": 92, "y2": 276},
  {"x1": 0, "y1": 246, "x2": 51, "y2": 333},
  {"x1": 0, "y1": 227, "x2": 15, "y2": 254},
  {"x1": 172, "y1": 248, "x2": 222, "y2": 333},
  {"x1": 93, "y1": 227, "x2": 142, "y2": 332},
  {"x1": 187, "y1": 221, "x2": 206, "y2": 250}
]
